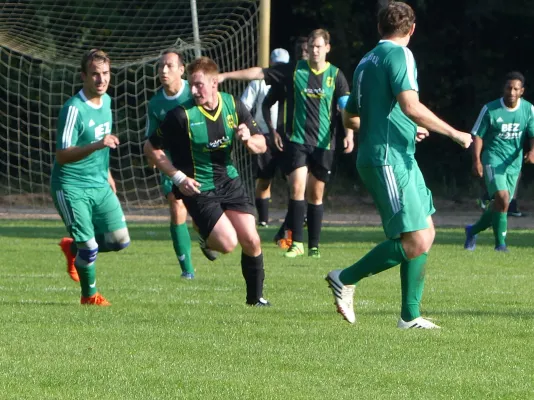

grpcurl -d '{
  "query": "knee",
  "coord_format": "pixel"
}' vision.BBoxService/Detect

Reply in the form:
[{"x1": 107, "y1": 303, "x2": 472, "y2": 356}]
[
  {"x1": 76, "y1": 238, "x2": 98, "y2": 266},
  {"x1": 239, "y1": 233, "x2": 261, "y2": 254},
  {"x1": 402, "y1": 231, "x2": 434, "y2": 260},
  {"x1": 212, "y1": 232, "x2": 238, "y2": 254},
  {"x1": 256, "y1": 179, "x2": 271, "y2": 193},
  {"x1": 104, "y1": 228, "x2": 130, "y2": 251}
]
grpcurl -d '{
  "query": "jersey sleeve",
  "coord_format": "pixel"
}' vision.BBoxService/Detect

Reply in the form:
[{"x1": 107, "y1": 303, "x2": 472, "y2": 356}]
[
  {"x1": 527, "y1": 105, "x2": 534, "y2": 138},
  {"x1": 56, "y1": 104, "x2": 83, "y2": 150},
  {"x1": 144, "y1": 100, "x2": 159, "y2": 138},
  {"x1": 386, "y1": 46, "x2": 419, "y2": 97},
  {"x1": 471, "y1": 105, "x2": 490, "y2": 138},
  {"x1": 263, "y1": 63, "x2": 293, "y2": 87},
  {"x1": 345, "y1": 68, "x2": 361, "y2": 115},
  {"x1": 262, "y1": 85, "x2": 284, "y2": 132},
  {"x1": 334, "y1": 69, "x2": 351, "y2": 109},
  {"x1": 149, "y1": 106, "x2": 187, "y2": 149},
  {"x1": 240, "y1": 81, "x2": 259, "y2": 111},
  {"x1": 235, "y1": 98, "x2": 262, "y2": 135}
]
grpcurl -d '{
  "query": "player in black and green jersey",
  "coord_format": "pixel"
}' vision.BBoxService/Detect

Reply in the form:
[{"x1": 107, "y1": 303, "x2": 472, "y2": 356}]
[
  {"x1": 465, "y1": 71, "x2": 534, "y2": 252},
  {"x1": 325, "y1": 2, "x2": 472, "y2": 328},
  {"x1": 220, "y1": 29, "x2": 354, "y2": 259},
  {"x1": 51, "y1": 49, "x2": 130, "y2": 306},
  {"x1": 144, "y1": 49, "x2": 212, "y2": 280},
  {"x1": 144, "y1": 57, "x2": 270, "y2": 306}
]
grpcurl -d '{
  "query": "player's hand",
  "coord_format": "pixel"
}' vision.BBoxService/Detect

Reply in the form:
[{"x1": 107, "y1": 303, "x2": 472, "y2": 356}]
[
  {"x1": 416, "y1": 126, "x2": 429, "y2": 143},
  {"x1": 452, "y1": 131, "x2": 472, "y2": 149},
  {"x1": 472, "y1": 160, "x2": 483, "y2": 178},
  {"x1": 524, "y1": 150, "x2": 534, "y2": 164},
  {"x1": 236, "y1": 123, "x2": 251, "y2": 142},
  {"x1": 343, "y1": 135, "x2": 354, "y2": 153},
  {"x1": 178, "y1": 177, "x2": 201, "y2": 196},
  {"x1": 99, "y1": 135, "x2": 120, "y2": 149},
  {"x1": 273, "y1": 131, "x2": 284, "y2": 152}
]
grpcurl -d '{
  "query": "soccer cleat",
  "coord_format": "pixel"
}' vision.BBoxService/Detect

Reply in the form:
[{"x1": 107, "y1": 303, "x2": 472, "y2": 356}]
[
  {"x1": 464, "y1": 225, "x2": 477, "y2": 251},
  {"x1": 476, "y1": 197, "x2": 489, "y2": 211},
  {"x1": 275, "y1": 229, "x2": 293, "y2": 250},
  {"x1": 198, "y1": 237, "x2": 218, "y2": 261},
  {"x1": 80, "y1": 292, "x2": 111, "y2": 306},
  {"x1": 508, "y1": 210, "x2": 525, "y2": 217},
  {"x1": 325, "y1": 269, "x2": 356, "y2": 324},
  {"x1": 308, "y1": 247, "x2": 321, "y2": 259},
  {"x1": 397, "y1": 317, "x2": 440, "y2": 329},
  {"x1": 59, "y1": 237, "x2": 79, "y2": 282},
  {"x1": 494, "y1": 245, "x2": 509, "y2": 253},
  {"x1": 284, "y1": 242, "x2": 304, "y2": 258},
  {"x1": 247, "y1": 297, "x2": 271, "y2": 307},
  {"x1": 180, "y1": 271, "x2": 194, "y2": 280},
  {"x1": 258, "y1": 221, "x2": 269, "y2": 228}
]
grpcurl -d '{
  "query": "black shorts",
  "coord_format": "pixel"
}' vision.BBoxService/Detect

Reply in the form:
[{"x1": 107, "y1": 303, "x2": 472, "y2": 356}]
[
  {"x1": 176, "y1": 177, "x2": 255, "y2": 239},
  {"x1": 282, "y1": 142, "x2": 334, "y2": 182},
  {"x1": 255, "y1": 140, "x2": 284, "y2": 180}
]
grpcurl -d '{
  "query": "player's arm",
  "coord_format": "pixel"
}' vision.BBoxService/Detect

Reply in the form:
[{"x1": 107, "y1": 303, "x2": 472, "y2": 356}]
[
  {"x1": 219, "y1": 67, "x2": 265, "y2": 83},
  {"x1": 524, "y1": 105, "x2": 534, "y2": 164},
  {"x1": 144, "y1": 108, "x2": 201, "y2": 196},
  {"x1": 107, "y1": 170, "x2": 117, "y2": 193},
  {"x1": 235, "y1": 98, "x2": 266, "y2": 154},
  {"x1": 144, "y1": 102, "x2": 160, "y2": 168},
  {"x1": 334, "y1": 70, "x2": 354, "y2": 154},
  {"x1": 470, "y1": 106, "x2": 490, "y2": 176},
  {"x1": 262, "y1": 86, "x2": 285, "y2": 151},
  {"x1": 55, "y1": 105, "x2": 119, "y2": 165}
]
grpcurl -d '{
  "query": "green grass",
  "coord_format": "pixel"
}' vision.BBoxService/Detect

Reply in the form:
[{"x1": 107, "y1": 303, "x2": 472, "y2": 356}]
[{"x1": 0, "y1": 220, "x2": 532, "y2": 399}]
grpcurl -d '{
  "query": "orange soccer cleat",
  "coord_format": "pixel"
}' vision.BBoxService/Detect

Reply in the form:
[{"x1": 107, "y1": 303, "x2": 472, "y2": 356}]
[
  {"x1": 276, "y1": 229, "x2": 293, "y2": 250},
  {"x1": 80, "y1": 292, "x2": 111, "y2": 306},
  {"x1": 59, "y1": 237, "x2": 79, "y2": 282}
]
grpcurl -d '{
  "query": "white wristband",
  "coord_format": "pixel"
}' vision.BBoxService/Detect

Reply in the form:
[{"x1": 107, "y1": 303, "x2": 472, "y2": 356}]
[{"x1": 171, "y1": 170, "x2": 187, "y2": 186}]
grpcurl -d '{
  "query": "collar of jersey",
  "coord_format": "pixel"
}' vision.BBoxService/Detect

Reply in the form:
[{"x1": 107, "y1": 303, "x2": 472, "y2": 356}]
[
  {"x1": 198, "y1": 93, "x2": 223, "y2": 121},
  {"x1": 308, "y1": 61, "x2": 331, "y2": 75},
  {"x1": 78, "y1": 90, "x2": 104, "y2": 109},
  {"x1": 500, "y1": 97, "x2": 521, "y2": 112},
  {"x1": 163, "y1": 79, "x2": 187, "y2": 100},
  {"x1": 378, "y1": 39, "x2": 403, "y2": 47}
]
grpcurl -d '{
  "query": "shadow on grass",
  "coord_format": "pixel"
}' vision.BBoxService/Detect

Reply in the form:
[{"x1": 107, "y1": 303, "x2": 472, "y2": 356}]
[{"x1": 3, "y1": 221, "x2": 534, "y2": 249}]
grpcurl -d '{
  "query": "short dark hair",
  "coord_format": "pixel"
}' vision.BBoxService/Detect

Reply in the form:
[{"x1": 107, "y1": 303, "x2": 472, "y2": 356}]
[
  {"x1": 504, "y1": 71, "x2": 525, "y2": 87},
  {"x1": 186, "y1": 56, "x2": 218, "y2": 76},
  {"x1": 160, "y1": 49, "x2": 185, "y2": 66},
  {"x1": 81, "y1": 49, "x2": 110, "y2": 74},
  {"x1": 294, "y1": 36, "x2": 308, "y2": 58},
  {"x1": 378, "y1": 1, "x2": 415, "y2": 37}
]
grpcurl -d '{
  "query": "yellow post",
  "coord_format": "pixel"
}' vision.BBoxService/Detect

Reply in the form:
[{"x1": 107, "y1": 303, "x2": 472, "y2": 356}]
[{"x1": 258, "y1": 0, "x2": 271, "y2": 67}]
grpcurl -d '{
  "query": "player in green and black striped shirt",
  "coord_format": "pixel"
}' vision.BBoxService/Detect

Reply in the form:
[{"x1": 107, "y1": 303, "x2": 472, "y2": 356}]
[
  {"x1": 144, "y1": 57, "x2": 270, "y2": 307},
  {"x1": 220, "y1": 29, "x2": 354, "y2": 259}
]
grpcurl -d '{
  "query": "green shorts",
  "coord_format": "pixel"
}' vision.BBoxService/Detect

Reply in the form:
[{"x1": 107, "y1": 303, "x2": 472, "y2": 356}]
[
  {"x1": 484, "y1": 164, "x2": 519, "y2": 200},
  {"x1": 160, "y1": 172, "x2": 173, "y2": 197},
  {"x1": 357, "y1": 162, "x2": 435, "y2": 239},
  {"x1": 51, "y1": 184, "x2": 127, "y2": 243}
]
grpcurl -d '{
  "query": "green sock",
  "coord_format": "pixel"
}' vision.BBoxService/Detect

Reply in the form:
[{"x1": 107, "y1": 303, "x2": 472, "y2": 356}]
[
  {"x1": 339, "y1": 239, "x2": 407, "y2": 284},
  {"x1": 492, "y1": 212, "x2": 507, "y2": 247},
  {"x1": 171, "y1": 223, "x2": 194, "y2": 274},
  {"x1": 400, "y1": 253, "x2": 427, "y2": 321},
  {"x1": 75, "y1": 262, "x2": 97, "y2": 297},
  {"x1": 471, "y1": 208, "x2": 493, "y2": 235}
]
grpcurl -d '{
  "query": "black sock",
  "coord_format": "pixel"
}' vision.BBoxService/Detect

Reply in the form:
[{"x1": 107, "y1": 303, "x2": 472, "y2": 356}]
[
  {"x1": 255, "y1": 198, "x2": 269, "y2": 225},
  {"x1": 307, "y1": 203, "x2": 324, "y2": 248},
  {"x1": 288, "y1": 199, "x2": 306, "y2": 242},
  {"x1": 241, "y1": 252, "x2": 265, "y2": 304},
  {"x1": 509, "y1": 198, "x2": 518, "y2": 212}
]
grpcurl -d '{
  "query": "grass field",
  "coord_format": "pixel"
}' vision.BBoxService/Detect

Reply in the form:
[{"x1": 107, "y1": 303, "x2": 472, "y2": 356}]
[{"x1": 0, "y1": 219, "x2": 532, "y2": 399}]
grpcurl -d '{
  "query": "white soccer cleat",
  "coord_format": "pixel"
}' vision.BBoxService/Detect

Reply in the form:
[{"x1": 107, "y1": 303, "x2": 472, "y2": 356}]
[
  {"x1": 325, "y1": 269, "x2": 356, "y2": 324},
  {"x1": 397, "y1": 317, "x2": 441, "y2": 329}
]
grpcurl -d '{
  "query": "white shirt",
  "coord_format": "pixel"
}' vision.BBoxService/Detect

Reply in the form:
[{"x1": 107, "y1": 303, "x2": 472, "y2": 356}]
[{"x1": 240, "y1": 80, "x2": 278, "y2": 133}]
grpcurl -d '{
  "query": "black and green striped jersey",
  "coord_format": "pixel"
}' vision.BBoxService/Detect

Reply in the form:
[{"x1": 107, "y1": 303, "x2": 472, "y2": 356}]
[
  {"x1": 263, "y1": 60, "x2": 350, "y2": 150},
  {"x1": 148, "y1": 92, "x2": 261, "y2": 191}
]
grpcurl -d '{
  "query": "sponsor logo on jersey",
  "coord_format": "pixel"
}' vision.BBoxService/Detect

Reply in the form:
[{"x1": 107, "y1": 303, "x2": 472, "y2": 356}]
[
  {"x1": 499, "y1": 122, "x2": 522, "y2": 139},
  {"x1": 190, "y1": 121, "x2": 205, "y2": 127},
  {"x1": 205, "y1": 135, "x2": 231, "y2": 151},
  {"x1": 302, "y1": 88, "x2": 326, "y2": 99},
  {"x1": 497, "y1": 117, "x2": 504, "y2": 123},
  {"x1": 94, "y1": 121, "x2": 111, "y2": 140},
  {"x1": 89, "y1": 119, "x2": 96, "y2": 127}
]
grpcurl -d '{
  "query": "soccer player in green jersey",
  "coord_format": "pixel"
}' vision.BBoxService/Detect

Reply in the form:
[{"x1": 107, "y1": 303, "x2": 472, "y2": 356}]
[
  {"x1": 465, "y1": 71, "x2": 534, "y2": 252},
  {"x1": 51, "y1": 49, "x2": 130, "y2": 306},
  {"x1": 325, "y1": 2, "x2": 472, "y2": 328},
  {"x1": 219, "y1": 29, "x2": 354, "y2": 259},
  {"x1": 144, "y1": 57, "x2": 270, "y2": 306},
  {"x1": 144, "y1": 49, "x2": 214, "y2": 280}
]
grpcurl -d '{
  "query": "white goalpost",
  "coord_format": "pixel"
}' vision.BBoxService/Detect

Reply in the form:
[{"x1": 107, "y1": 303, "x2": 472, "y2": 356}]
[{"x1": 0, "y1": 0, "x2": 261, "y2": 214}]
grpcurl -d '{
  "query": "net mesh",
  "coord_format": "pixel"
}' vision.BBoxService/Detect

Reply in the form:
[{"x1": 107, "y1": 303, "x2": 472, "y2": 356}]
[{"x1": 0, "y1": 0, "x2": 259, "y2": 213}]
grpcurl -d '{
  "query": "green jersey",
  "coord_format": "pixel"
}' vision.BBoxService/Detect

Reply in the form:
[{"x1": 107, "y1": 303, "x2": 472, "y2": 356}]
[
  {"x1": 148, "y1": 92, "x2": 261, "y2": 192},
  {"x1": 346, "y1": 40, "x2": 418, "y2": 167},
  {"x1": 51, "y1": 90, "x2": 112, "y2": 188},
  {"x1": 472, "y1": 97, "x2": 534, "y2": 172},
  {"x1": 144, "y1": 80, "x2": 192, "y2": 138}
]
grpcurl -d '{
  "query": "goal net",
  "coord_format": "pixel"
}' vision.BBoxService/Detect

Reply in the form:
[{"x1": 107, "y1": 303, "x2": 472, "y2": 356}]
[{"x1": 0, "y1": 0, "x2": 259, "y2": 214}]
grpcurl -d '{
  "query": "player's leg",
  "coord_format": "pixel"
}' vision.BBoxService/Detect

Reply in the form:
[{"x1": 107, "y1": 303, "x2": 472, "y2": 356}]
[
  {"x1": 167, "y1": 191, "x2": 195, "y2": 278},
  {"x1": 305, "y1": 148, "x2": 334, "y2": 258},
  {"x1": 507, "y1": 171, "x2": 523, "y2": 217},
  {"x1": 255, "y1": 149, "x2": 275, "y2": 228},
  {"x1": 92, "y1": 186, "x2": 130, "y2": 253},
  {"x1": 491, "y1": 171, "x2": 516, "y2": 251},
  {"x1": 284, "y1": 164, "x2": 307, "y2": 257}
]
